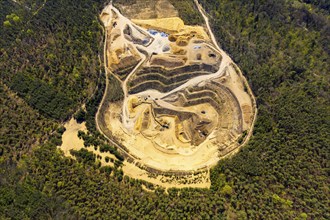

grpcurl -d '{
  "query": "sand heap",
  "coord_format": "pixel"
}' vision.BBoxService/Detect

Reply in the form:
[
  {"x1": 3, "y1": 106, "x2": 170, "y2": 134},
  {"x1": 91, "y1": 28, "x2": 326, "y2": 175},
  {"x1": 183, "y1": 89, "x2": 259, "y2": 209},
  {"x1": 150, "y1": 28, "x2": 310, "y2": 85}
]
[
  {"x1": 133, "y1": 17, "x2": 209, "y2": 40},
  {"x1": 132, "y1": 17, "x2": 185, "y2": 33}
]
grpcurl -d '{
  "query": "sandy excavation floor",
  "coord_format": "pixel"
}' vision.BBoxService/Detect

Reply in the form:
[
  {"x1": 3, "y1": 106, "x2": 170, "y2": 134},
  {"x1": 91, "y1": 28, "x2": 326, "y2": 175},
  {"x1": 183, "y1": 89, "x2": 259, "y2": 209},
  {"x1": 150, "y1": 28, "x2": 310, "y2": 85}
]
[{"x1": 90, "y1": 0, "x2": 257, "y2": 188}]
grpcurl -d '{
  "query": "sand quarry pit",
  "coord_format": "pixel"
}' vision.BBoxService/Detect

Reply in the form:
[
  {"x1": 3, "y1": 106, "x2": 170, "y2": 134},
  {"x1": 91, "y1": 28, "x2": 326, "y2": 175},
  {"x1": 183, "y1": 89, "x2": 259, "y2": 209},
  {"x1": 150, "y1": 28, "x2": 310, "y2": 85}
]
[{"x1": 97, "y1": 1, "x2": 257, "y2": 188}]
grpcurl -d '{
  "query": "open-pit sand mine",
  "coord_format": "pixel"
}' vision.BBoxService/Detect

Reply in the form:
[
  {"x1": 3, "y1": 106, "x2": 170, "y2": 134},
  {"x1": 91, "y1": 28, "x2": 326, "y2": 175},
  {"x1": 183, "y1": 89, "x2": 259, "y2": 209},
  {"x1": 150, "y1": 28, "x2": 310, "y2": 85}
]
[{"x1": 95, "y1": 0, "x2": 257, "y2": 188}]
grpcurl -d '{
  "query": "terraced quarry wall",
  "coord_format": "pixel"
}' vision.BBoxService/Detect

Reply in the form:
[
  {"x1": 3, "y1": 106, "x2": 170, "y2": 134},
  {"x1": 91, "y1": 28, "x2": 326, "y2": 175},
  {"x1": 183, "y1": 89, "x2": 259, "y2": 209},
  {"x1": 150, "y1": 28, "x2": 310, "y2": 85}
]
[{"x1": 97, "y1": 1, "x2": 257, "y2": 188}]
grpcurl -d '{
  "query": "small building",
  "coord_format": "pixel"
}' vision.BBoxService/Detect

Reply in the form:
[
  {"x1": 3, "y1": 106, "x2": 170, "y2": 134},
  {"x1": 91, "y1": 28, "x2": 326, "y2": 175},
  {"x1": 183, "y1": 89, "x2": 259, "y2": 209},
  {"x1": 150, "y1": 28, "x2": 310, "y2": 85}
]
[
  {"x1": 193, "y1": 45, "x2": 202, "y2": 50},
  {"x1": 148, "y1": 29, "x2": 158, "y2": 35},
  {"x1": 160, "y1": 32, "x2": 168, "y2": 38},
  {"x1": 162, "y1": 45, "x2": 170, "y2": 52},
  {"x1": 142, "y1": 39, "x2": 149, "y2": 45}
]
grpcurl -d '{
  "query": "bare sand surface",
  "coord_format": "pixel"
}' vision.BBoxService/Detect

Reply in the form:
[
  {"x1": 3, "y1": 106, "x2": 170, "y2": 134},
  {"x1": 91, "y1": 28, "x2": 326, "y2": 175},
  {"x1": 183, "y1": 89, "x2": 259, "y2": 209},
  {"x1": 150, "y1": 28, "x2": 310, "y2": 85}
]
[
  {"x1": 59, "y1": 118, "x2": 115, "y2": 166},
  {"x1": 123, "y1": 161, "x2": 210, "y2": 189},
  {"x1": 59, "y1": 118, "x2": 87, "y2": 158}
]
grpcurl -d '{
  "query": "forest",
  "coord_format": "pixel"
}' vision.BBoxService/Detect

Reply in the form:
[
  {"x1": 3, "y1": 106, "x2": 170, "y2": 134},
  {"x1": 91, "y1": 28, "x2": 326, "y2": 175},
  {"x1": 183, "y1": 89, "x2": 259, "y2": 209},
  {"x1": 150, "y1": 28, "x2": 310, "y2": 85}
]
[
  {"x1": 0, "y1": 0, "x2": 329, "y2": 219},
  {"x1": 0, "y1": 0, "x2": 105, "y2": 121}
]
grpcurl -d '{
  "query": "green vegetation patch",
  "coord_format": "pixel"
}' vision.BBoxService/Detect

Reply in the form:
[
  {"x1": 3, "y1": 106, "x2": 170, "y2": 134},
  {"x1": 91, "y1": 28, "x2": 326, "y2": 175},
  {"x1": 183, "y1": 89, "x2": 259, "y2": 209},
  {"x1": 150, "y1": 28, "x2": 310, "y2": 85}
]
[
  {"x1": 0, "y1": 83, "x2": 57, "y2": 160},
  {"x1": 0, "y1": 0, "x2": 104, "y2": 120},
  {"x1": 10, "y1": 73, "x2": 73, "y2": 120}
]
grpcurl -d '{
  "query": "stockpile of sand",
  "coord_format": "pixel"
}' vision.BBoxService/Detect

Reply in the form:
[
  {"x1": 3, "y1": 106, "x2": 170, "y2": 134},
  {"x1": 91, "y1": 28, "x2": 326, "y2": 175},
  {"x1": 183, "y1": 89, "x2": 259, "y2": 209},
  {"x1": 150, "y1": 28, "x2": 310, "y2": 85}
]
[
  {"x1": 182, "y1": 25, "x2": 209, "y2": 40},
  {"x1": 132, "y1": 17, "x2": 185, "y2": 33},
  {"x1": 132, "y1": 17, "x2": 209, "y2": 41}
]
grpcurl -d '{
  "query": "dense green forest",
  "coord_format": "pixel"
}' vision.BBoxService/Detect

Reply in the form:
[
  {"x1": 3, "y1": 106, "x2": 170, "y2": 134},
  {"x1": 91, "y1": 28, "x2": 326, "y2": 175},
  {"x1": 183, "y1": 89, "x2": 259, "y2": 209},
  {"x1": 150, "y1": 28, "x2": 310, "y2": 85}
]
[
  {"x1": 0, "y1": 83, "x2": 58, "y2": 161},
  {"x1": 0, "y1": 0, "x2": 329, "y2": 219},
  {"x1": 199, "y1": 0, "x2": 329, "y2": 218},
  {"x1": 0, "y1": 0, "x2": 104, "y2": 121}
]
